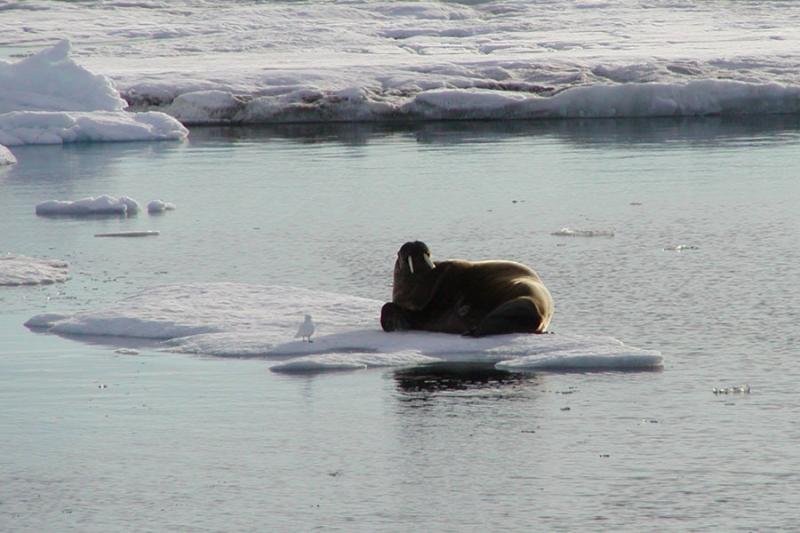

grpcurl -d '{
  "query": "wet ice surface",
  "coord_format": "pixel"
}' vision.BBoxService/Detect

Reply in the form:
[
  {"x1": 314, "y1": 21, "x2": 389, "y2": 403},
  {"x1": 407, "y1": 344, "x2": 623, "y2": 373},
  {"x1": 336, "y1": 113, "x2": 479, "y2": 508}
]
[{"x1": 2, "y1": 119, "x2": 800, "y2": 531}]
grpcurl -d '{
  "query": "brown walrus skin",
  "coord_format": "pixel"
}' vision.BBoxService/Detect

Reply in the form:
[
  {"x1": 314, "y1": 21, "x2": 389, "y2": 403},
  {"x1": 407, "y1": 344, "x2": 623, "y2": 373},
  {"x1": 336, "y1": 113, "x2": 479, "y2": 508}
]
[{"x1": 380, "y1": 241, "x2": 553, "y2": 336}]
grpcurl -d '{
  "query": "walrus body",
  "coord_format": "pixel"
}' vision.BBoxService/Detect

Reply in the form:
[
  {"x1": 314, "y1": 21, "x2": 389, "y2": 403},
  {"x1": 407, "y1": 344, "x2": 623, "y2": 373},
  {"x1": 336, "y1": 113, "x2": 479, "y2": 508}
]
[{"x1": 381, "y1": 241, "x2": 553, "y2": 336}]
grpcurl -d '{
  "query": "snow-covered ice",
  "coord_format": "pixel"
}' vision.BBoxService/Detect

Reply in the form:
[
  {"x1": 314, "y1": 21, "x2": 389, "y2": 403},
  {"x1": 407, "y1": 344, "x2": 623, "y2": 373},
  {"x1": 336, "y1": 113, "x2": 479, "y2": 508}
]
[
  {"x1": 147, "y1": 200, "x2": 176, "y2": 213},
  {"x1": 26, "y1": 282, "x2": 662, "y2": 374},
  {"x1": 0, "y1": 254, "x2": 69, "y2": 286},
  {"x1": 36, "y1": 195, "x2": 140, "y2": 216},
  {"x1": 4, "y1": 1, "x2": 800, "y2": 126},
  {"x1": 0, "y1": 40, "x2": 187, "y2": 145}
]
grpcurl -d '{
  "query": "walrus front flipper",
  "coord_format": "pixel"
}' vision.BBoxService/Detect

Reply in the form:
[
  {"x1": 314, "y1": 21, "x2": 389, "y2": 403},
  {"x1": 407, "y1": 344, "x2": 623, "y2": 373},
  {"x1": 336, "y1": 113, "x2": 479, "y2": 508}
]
[
  {"x1": 381, "y1": 302, "x2": 416, "y2": 332},
  {"x1": 472, "y1": 297, "x2": 545, "y2": 337}
]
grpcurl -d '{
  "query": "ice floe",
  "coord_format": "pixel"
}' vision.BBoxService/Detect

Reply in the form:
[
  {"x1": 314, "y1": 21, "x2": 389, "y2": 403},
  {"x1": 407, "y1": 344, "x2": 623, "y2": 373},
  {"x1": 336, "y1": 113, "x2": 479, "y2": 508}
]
[
  {"x1": 36, "y1": 195, "x2": 140, "y2": 216},
  {"x1": 0, "y1": 40, "x2": 187, "y2": 145},
  {"x1": 0, "y1": 254, "x2": 69, "y2": 286},
  {"x1": 26, "y1": 282, "x2": 662, "y2": 374}
]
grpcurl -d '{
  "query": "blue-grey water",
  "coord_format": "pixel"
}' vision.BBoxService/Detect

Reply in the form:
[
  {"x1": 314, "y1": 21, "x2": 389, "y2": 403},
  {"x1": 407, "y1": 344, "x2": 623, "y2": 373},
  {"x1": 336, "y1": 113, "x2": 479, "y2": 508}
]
[{"x1": 1, "y1": 117, "x2": 799, "y2": 532}]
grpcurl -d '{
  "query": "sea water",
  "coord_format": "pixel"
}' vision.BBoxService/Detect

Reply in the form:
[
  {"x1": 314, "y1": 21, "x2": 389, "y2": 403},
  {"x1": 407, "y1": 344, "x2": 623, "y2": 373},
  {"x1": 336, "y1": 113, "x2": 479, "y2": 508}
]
[{"x1": 1, "y1": 118, "x2": 799, "y2": 531}]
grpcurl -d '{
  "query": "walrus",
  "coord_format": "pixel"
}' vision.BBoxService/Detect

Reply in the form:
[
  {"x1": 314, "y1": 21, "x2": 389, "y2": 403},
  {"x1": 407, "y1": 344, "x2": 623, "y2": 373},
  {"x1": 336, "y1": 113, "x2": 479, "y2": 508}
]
[{"x1": 380, "y1": 241, "x2": 553, "y2": 336}]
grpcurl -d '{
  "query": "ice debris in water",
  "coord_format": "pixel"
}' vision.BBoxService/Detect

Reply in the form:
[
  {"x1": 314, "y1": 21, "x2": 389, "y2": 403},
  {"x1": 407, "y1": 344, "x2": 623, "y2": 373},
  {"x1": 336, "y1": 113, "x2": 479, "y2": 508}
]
[
  {"x1": 712, "y1": 384, "x2": 751, "y2": 395},
  {"x1": 551, "y1": 227, "x2": 615, "y2": 237},
  {"x1": 0, "y1": 144, "x2": 16, "y2": 165},
  {"x1": 36, "y1": 195, "x2": 140, "y2": 216},
  {"x1": 147, "y1": 200, "x2": 176, "y2": 213},
  {"x1": 664, "y1": 244, "x2": 699, "y2": 251}
]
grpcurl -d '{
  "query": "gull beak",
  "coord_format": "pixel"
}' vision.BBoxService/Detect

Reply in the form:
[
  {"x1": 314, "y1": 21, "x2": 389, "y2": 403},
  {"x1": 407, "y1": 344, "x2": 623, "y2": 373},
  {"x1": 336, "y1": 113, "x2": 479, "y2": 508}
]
[{"x1": 407, "y1": 256, "x2": 414, "y2": 274}]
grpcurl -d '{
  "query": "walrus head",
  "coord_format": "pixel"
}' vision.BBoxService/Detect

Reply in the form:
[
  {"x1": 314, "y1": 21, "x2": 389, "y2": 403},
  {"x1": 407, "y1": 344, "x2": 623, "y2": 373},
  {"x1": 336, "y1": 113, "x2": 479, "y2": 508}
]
[
  {"x1": 396, "y1": 241, "x2": 435, "y2": 277},
  {"x1": 392, "y1": 241, "x2": 437, "y2": 310}
]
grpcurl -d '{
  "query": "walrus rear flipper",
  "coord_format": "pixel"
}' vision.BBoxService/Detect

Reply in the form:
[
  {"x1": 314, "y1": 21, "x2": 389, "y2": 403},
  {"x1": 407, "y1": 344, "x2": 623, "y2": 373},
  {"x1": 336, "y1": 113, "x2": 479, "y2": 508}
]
[{"x1": 472, "y1": 297, "x2": 545, "y2": 337}]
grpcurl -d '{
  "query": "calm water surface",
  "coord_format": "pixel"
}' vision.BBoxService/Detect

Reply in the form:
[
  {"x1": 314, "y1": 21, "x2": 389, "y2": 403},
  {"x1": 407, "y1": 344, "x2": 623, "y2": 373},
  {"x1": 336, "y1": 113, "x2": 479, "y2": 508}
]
[{"x1": 1, "y1": 117, "x2": 799, "y2": 531}]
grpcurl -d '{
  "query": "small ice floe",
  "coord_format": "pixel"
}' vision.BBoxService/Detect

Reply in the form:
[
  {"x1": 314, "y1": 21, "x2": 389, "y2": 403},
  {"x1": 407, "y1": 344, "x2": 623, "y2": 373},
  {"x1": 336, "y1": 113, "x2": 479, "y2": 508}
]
[
  {"x1": 712, "y1": 384, "x2": 751, "y2": 395},
  {"x1": 94, "y1": 231, "x2": 159, "y2": 238},
  {"x1": 0, "y1": 254, "x2": 69, "y2": 286},
  {"x1": 664, "y1": 245, "x2": 699, "y2": 251},
  {"x1": 0, "y1": 144, "x2": 16, "y2": 165},
  {"x1": 114, "y1": 348, "x2": 140, "y2": 355},
  {"x1": 551, "y1": 227, "x2": 615, "y2": 237},
  {"x1": 36, "y1": 195, "x2": 140, "y2": 217},
  {"x1": 25, "y1": 283, "x2": 662, "y2": 375},
  {"x1": 147, "y1": 200, "x2": 176, "y2": 214},
  {"x1": 295, "y1": 314, "x2": 315, "y2": 343}
]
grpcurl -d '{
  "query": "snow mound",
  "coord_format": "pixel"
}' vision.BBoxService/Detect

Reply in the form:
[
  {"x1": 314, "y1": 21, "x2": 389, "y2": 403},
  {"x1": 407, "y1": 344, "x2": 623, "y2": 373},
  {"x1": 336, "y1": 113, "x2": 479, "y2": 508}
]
[
  {"x1": 36, "y1": 195, "x2": 140, "y2": 216},
  {"x1": 0, "y1": 40, "x2": 124, "y2": 114},
  {"x1": 0, "y1": 41, "x2": 187, "y2": 145},
  {"x1": 26, "y1": 282, "x2": 662, "y2": 374},
  {"x1": 0, "y1": 255, "x2": 69, "y2": 286}
]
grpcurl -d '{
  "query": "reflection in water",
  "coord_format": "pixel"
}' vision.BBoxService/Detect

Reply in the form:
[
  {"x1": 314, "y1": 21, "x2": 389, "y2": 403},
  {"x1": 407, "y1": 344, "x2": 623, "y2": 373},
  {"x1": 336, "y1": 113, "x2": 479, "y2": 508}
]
[
  {"x1": 186, "y1": 114, "x2": 800, "y2": 150},
  {"x1": 393, "y1": 362, "x2": 536, "y2": 395}
]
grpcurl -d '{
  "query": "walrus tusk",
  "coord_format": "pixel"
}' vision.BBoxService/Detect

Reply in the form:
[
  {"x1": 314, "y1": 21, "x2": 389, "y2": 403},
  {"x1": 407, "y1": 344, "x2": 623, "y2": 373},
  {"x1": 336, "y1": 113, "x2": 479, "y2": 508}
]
[
  {"x1": 407, "y1": 256, "x2": 414, "y2": 274},
  {"x1": 424, "y1": 254, "x2": 434, "y2": 269}
]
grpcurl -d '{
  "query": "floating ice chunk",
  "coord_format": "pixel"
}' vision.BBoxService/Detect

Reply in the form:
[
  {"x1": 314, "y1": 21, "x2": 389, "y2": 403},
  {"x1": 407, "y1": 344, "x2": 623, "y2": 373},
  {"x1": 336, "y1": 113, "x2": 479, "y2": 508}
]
[
  {"x1": 27, "y1": 282, "x2": 662, "y2": 374},
  {"x1": 0, "y1": 41, "x2": 187, "y2": 146},
  {"x1": 94, "y1": 231, "x2": 159, "y2": 238},
  {"x1": 36, "y1": 195, "x2": 140, "y2": 216},
  {"x1": 0, "y1": 255, "x2": 69, "y2": 286},
  {"x1": 712, "y1": 384, "x2": 751, "y2": 395},
  {"x1": 551, "y1": 227, "x2": 615, "y2": 237},
  {"x1": 147, "y1": 200, "x2": 176, "y2": 213},
  {"x1": 664, "y1": 244, "x2": 699, "y2": 251},
  {"x1": 0, "y1": 144, "x2": 16, "y2": 165}
]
